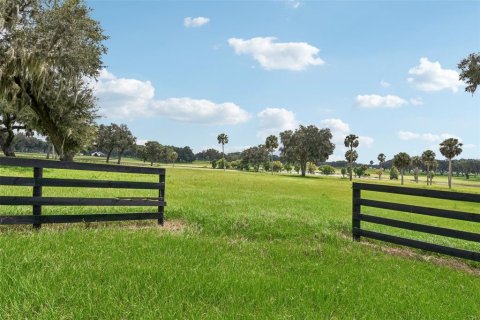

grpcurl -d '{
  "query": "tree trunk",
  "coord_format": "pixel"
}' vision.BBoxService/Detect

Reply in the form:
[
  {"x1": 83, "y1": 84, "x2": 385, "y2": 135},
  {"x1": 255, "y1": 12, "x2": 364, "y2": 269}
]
[
  {"x1": 1, "y1": 129, "x2": 16, "y2": 157},
  {"x1": 448, "y1": 159, "x2": 452, "y2": 189},
  {"x1": 349, "y1": 147, "x2": 353, "y2": 181},
  {"x1": 222, "y1": 144, "x2": 225, "y2": 172},
  {"x1": 301, "y1": 162, "x2": 307, "y2": 177},
  {"x1": 150, "y1": 161, "x2": 153, "y2": 166},
  {"x1": 0, "y1": 113, "x2": 17, "y2": 157},
  {"x1": 271, "y1": 152, "x2": 273, "y2": 175},
  {"x1": 401, "y1": 169, "x2": 404, "y2": 185},
  {"x1": 117, "y1": 149, "x2": 125, "y2": 164},
  {"x1": 106, "y1": 148, "x2": 113, "y2": 163}
]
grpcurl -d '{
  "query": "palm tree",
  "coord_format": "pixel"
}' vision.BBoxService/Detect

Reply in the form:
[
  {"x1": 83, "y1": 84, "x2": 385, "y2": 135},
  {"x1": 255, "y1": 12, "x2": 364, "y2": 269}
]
[
  {"x1": 377, "y1": 153, "x2": 386, "y2": 171},
  {"x1": 440, "y1": 138, "x2": 463, "y2": 189},
  {"x1": 393, "y1": 152, "x2": 411, "y2": 185},
  {"x1": 344, "y1": 150, "x2": 358, "y2": 179},
  {"x1": 169, "y1": 151, "x2": 178, "y2": 168},
  {"x1": 411, "y1": 156, "x2": 422, "y2": 183},
  {"x1": 344, "y1": 134, "x2": 359, "y2": 181},
  {"x1": 265, "y1": 135, "x2": 279, "y2": 175},
  {"x1": 421, "y1": 150, "x2": 436, "y2": 186},
  {"x1": 217, "y1": 133, "x2": 229, "y2": 171}
]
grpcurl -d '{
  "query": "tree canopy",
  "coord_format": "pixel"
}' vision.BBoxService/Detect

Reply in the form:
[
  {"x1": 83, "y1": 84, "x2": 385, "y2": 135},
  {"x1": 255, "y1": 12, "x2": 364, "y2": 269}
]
[
  {"x1": 280, "y1": 125, "x2": 334, "y2": 177},
  {"x1": 0, "y1": 0, "x2": 107, "y2": 161},
  {"x1": 458, "y1": 52, "x2": 480, "y2": 95}
]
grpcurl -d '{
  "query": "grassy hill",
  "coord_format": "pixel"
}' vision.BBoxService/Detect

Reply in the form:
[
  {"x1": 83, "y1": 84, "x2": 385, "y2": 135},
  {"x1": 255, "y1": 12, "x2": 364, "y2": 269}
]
[{"x1": 0, "y1": 156, "x2": 479, "y2": 318}]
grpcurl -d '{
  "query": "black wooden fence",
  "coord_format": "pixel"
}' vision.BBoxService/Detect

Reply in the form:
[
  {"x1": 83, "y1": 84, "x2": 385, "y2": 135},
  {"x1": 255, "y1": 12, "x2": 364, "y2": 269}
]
[
  {"x1": 0, "y1": 158, "x2": 166, "y2": 228},
  {"x1": 352, "y1": 183, "x2": 480, "y2": 262}
]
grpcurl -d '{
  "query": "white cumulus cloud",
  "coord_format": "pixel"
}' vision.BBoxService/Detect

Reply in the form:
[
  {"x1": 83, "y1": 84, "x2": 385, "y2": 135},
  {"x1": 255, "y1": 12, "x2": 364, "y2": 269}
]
[
  {"x1": 228, "y1": 37, "x2": 324, "y2": 71},
  {"x1": 151, "y1": 98, "x2": 250, "y2": 125},
  {"x1": 356, "y1": 94, "x2": 408, "y2": 108},
  {"x1": 407, "y1": 57, "x2": 463, "y2": 92},
  {"x1": 91, "y1": 70, "x2": 250, "y2": 125},
  {"x1": 397, "y1": 131, "x2": 461, "y2": 142},
  {"x1": 184, "y1": 17, "x2": 210, "y2": 28},
  {"x1": 320, "y1": 118, "x2": 374, "y2": 149},
  {"x1": 257, "y1": 108, "x2": 298, "y2": 139},
  {"x1": 92, "y1": 69, "x2": 155, "y2": 118},
  {"x1": 409, "y1": 97, "x2": 424, "y2": 106}
]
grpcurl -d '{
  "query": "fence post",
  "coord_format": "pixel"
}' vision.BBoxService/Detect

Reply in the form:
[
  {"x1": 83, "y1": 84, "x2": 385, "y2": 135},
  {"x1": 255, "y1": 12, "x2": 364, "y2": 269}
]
[
  {"x1": 352, "y1": 183, "x2": 361, "y2": 241},
  {"x1": 158, "y1": 171, "x2": 165, "y2": 226},
  {"x1": 33, "y1": 167, "x2": 43, "y2": 229}
]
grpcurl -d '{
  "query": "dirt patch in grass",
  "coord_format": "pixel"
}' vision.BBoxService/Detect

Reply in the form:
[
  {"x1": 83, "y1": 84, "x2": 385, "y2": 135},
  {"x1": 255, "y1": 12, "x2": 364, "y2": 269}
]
[
  {"x1": 340, "y1": 231, "x2": 480, "y2": 276},
  {"x1": 0, "y1": 219, "x2": 187, "y2": 234}
]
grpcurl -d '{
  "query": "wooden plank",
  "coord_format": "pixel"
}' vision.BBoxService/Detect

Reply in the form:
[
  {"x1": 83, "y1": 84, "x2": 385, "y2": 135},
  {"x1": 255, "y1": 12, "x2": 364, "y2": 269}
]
[
  {"x1": 357, "y1": 213, "x2": 480, "y2": 242},
  {"x1": 32, "y1": 167, "x2": 42, "y2": 229},
  {"x1": 0, "y1": 212, "x2": 158, "y2": 225},
  {"x1": 353, "y1": 182, "x2": 480, "y2": 203},
  {"x1": 0, "y1": 176, "x2": 164, "y2": 190},
  {"x1": 353, "y1": 228, "x2": 480, "y2": 262},
  {"x1": 359, "y1": 199, "x2": 480, "y2": 223},
  {"x1": 0, "y1": 196, "x2": 165, "y2": 207},
  {"x1": 0, "y1": 157, "x2": 165, "y2": 175}
]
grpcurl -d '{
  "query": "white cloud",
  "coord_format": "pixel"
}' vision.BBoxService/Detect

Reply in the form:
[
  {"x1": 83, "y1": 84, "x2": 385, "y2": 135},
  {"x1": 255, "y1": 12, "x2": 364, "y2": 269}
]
[
  {"x1": 228, "y1": 37, "x2": 324, "y2": 71},
  {"x1": 380, "y1": 80, "x2": 391, "y2": 88},
  {"x1": 320, "y1": 118, "x2": 374, "y2": 149},
  {"x1": 359, "y1": 136, "x2": 374, "y2": 148},
  {"x1": 92, "y1": 70, "x2": 250, "y2": 125},
  {"x1": 320, "y1": 118, "x2": 350, "y2": 145},
  {"x1": 257, "y1": 108, "x2": 298, "y2": 139},
  {"x1": 184, "y1": 17, "x2": 210, "y2": 28},
  {"x1": 356, "y1": 94, "x2": 408, "y2": 108},
  {"x1": 409, "y1": 97, "x2": 424, "y2": 106},
  {"x1": 397, "y1": 131, "x2": 461, "y2": 143},
  {"x1": 407, "y1": 57, "x2": 463, "y2": 92},
  {"x1": 93, "y1": 69, "x2": 155, "y2": 118},
  {"x1": 151, "y1": 98, "x2": 250, "y2": 125}
]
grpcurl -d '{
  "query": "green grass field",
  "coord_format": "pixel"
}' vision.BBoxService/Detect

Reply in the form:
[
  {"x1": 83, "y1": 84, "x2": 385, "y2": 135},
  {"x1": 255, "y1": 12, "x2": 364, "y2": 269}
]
[{"x1": 0, "y1": 156, "x2": 479, "y2": 319}]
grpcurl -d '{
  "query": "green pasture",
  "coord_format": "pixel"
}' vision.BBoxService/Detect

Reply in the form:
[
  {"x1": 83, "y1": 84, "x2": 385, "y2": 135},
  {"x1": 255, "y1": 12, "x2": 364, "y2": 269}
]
[{"x1": 0, "y1": 158, "x2": 479, "y2": 319}]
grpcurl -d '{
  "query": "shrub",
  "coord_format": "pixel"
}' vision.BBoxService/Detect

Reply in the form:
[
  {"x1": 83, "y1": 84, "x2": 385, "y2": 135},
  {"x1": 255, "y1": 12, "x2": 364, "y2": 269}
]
[
  {"x1": 307, "y1": 162, "x2": 317, "y2": 174},
  {"x1": 217, "y1": 158, "x2": 230, "y2": 169},
  {"x1": 263, "y1": 161, "x2": 271, "y2": 172},
  {"x1": 341, "y1": 167, "x2": 347, "y2": 178},
  {"x1": 284, "y1": 163, "x2": 292, "y2": 173},
  {"x1": 272, "y1": 161, "x2": 283, "y2": 172},
  {"x1": 390, "y1": 166, "x2": 399, "y2": 180},
  {"x1": 211, "y1": 160, "x2": 217, "y2": 169},
  {"x1": 319, "y1": 165, "x2": 336, "y2": 175},
  {"x1": 354, "y1": 165, "x2": 368, "y2": 178}
]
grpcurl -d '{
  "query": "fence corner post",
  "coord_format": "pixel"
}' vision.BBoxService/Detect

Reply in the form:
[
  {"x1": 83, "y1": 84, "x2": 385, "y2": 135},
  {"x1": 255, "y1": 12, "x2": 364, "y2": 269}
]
[
  {"x1": 158, "y1": 170, "x2": 165, "y2": 226},
  {"x1": 352, "y1": 183, "x2": 361, "y2": 241},
  {"x1": 33, "y1": 167, "x2": 43, "y2": 229}
]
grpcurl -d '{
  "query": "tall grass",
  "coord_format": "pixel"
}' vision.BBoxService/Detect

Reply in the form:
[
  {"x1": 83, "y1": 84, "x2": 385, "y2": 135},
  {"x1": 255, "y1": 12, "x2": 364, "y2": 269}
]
[{"x1": 0, "y1": 162, "x2": 479, "y2": 319}]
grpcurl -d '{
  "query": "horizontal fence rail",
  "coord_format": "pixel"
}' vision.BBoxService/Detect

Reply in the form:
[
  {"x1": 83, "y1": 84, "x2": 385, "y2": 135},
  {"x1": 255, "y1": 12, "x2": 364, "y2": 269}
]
[
  {"x1": 352, "y1": 182, "x2": 480, "y2": 262},
  {"x1": 0, "y1": 158, "x2": 166, "y2": 228}
]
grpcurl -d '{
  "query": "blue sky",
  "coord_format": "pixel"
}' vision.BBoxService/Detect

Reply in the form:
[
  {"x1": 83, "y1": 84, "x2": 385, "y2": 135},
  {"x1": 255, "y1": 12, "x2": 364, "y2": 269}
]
[{"x1": 88, "y1": 0, "x2": 479, "y2": 162}]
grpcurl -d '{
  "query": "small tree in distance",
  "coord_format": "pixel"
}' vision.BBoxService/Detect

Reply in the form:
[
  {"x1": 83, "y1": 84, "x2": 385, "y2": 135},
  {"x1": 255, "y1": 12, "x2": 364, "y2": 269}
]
[
  {"x1": 422, "y1": 150, "x2": 436, "y2": 186},
  {"x1": 411, "y1": 156, "x2": 422, "y2": 183},
  {"x1": 169, "y1": 151, "x2": 178, "y2": 167},
  {"x1": 217, "y1": 133, "x2": 229, "y2": 172},
  {"x1": 440, "y1": 138, "x2": 463, "y2": 189},
  {"x1": 377, "y1": 153, "x2": 386, "y2": 171},
  {"x1": 265, "y1": 135, "x2": 279, "y2": 175},
  {"x1": 344, "y1": 149, "x2": 358, "y2": 180},
  {"x1": 344, "y1": 134, "x2": 359, "y2": 181},
  {"x1": 393, "y1": 152, "x2": 411, "y2": 185}
]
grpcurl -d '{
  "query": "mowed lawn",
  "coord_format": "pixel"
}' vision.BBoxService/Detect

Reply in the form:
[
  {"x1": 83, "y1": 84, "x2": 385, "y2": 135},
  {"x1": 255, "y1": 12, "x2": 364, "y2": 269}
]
[{"x1": 0, "y1": 164, "x2": 479, "y2": 319}]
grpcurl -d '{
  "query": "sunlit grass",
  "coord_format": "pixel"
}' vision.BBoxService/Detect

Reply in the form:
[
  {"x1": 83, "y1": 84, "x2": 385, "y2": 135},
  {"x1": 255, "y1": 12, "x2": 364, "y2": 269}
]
[{"x1": 0, "y1": 157, "x2": 479, "y2": 318}]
